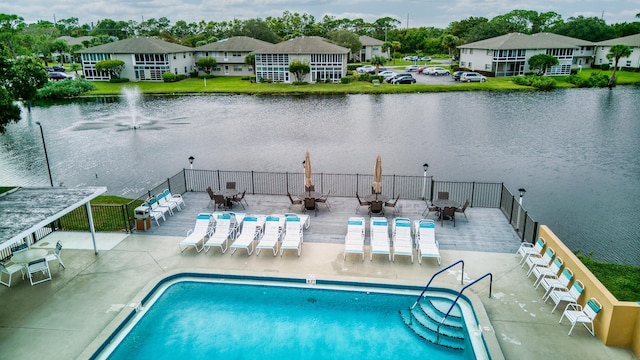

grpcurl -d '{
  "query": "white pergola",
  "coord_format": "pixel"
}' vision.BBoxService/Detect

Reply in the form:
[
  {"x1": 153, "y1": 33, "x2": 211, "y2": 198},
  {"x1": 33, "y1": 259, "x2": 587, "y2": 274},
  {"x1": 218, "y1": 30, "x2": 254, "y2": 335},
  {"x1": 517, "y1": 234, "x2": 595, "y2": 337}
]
[{"x1": 0, "y1": 186, "x2": 107, "y2": 254}]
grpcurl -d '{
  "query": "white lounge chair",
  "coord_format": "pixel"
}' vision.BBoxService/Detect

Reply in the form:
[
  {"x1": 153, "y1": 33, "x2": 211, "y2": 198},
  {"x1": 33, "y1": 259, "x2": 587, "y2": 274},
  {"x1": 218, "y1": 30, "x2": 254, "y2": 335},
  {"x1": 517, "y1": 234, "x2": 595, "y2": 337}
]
[
  {"x1": 230, "y1": 215, "x2": 266, "y2": 255},
  {"x1": 27, "y1": 258, "x2": 52, "y2": 286},
  {"x1": 149, "y1": 196, "x2": 173, "y2": 217},
  {"x1": 547, "y1": 279, "x2": 585, "y2": 313},
  {"x1": 280, "y1": 214, "x2": 305, "y2": 257},
  {"x1": 203, "y1": 213, "x2": 242, "y2": 254},
  {"x1": 178, "y1": 213, "x2": 212, "y2": 253},
  {"x1": 256, "y1": 215, "x2": 286, "y2": 256},
  {"x1": 531, "y1": 256, "x2": 563, "y2": 288},
  {"x1": 559, "y1": 297, "x2": 602, "y2": 336},
  {"x1": 392, "y1": 217, "x2": 413, "y2": 263},
  {"x1": 524, "y1": 247, "x2": 555, "y2": 276},
  {"x1": 370, "y1": 217, "x2": 391, "y2": 261},
  {"x1": 540, "y1": 267, "x2": 574, "y2": 301},
  {"x1": 145, "y1": 200, "x2": 166, "y2": 226},
  {"x1": 343, "y1": 217, "x2": 365, "y2": 260},
  {"x1": 163, "y1": 189, "x2": 186, "y2": 209},
  {"x1": 284, "y1": 213, "x2": 310, "y2": 229},
  {"x1": 157, "y1": 191, "x2": 180, "y2": 213},
  {"x1": 414, "y1": 219, "x2": 440, "y2": 265},
  {"x1": 515, "y1": 237, "x2": 545, "y2": 264}
]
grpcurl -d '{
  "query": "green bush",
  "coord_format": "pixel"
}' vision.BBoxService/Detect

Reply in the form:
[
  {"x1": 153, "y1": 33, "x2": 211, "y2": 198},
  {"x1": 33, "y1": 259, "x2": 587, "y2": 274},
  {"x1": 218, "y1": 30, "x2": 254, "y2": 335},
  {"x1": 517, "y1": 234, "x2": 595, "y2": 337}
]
[
  {"x1": 37, "y1": 79, "x2": 96, "y2": 99},
  {"x1": 512, "y1": 75, "x2": 556, "y2": 90},
  {"x1": 340, "y1": 77, "x2": 351, "y2": 84},
  {"x1": 199, "y1": 74, "x2": 215, "y2": 79},
  {"x1": 601, "y1": 64, "x2": 610, "y2": 70},
  {"x1": 162, "y1": 72, "x2": 176, "y2": 82},
  {"x1": 109, "y1": 78, "x2": 129, "y2": 83},
  {"x1": 189, "y1": 71, "x2": 199, "y2": 78},
  {"x1": 566, "y1": 73, "x2": 610, "y2": 88},
  {"x1": 292, "y1": 81, "x2": 308, "y2": 85}
]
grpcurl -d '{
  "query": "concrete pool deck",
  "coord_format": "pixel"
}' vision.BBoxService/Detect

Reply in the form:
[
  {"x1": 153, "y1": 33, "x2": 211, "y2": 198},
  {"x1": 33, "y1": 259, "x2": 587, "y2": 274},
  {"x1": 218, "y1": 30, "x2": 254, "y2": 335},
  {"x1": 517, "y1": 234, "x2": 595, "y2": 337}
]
[{"x1": 0, "y1": 193, "x2": 636, "y2": 359}]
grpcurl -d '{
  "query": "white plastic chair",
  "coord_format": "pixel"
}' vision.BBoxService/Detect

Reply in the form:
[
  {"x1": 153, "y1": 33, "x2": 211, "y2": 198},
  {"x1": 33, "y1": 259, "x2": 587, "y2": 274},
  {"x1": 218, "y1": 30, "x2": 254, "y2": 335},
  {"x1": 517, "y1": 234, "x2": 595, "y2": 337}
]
[
  {"x1": 547, "y1": 279, "x2": 585, "y2": 313},
  {"x1": 0, "y1": 262, "x2": 25, "y2": 287},
  {"x1": 515, "y1": 237, "x2": 545, "y2": 264},
  {"x1": 392, "y1": 218, "x2": 413, "y2": 263},
  {"x1": 540, "y1": 267, "x2": 574, "y2": 301},
  {"x1": 157, "y1": 192, "x2": 180, "y2": 213},
  {"x1": 559, "y1": 297, "x2": 602, "y2": 336},
  {"x1": 415, "y1": 219, "x2": 440, "y2": 265},
  {"x1": 163, "y1": 189, "x2": 185, "y2": 209},
  {"x1": 45, "y1": 241, "x2": 66, "y2": 269},
  {"x1": 178, "y1": 213, "x2": 212, "y2": 253},
  {"x1": 524, "y1": 247, "x2": 555, "y2": 276},
  {"x1": 531, "y1": 256, "x2": 563, "y2": 287},
  {"x1": 27, "y1": 258, "x2": 52, "y2": 286}
]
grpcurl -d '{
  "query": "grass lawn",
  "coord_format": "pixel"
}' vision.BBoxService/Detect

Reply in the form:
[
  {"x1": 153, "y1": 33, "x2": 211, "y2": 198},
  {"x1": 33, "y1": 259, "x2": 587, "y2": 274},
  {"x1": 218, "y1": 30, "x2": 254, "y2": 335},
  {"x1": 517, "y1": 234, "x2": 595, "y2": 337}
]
[
  {"x1": 578, "y1": 255, "x2": 640, "y2": 302},
  {"x1": 85, "y1": 68, "x2": 640, "y2": 96}
]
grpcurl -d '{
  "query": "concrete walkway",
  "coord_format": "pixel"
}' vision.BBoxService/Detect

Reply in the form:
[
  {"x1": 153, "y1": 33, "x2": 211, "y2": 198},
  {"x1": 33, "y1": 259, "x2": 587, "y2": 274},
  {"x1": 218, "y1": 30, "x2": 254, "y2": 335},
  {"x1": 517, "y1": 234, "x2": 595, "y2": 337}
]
[{"x1": 0, "y1": 193, "x2": 635, "y2": 359}]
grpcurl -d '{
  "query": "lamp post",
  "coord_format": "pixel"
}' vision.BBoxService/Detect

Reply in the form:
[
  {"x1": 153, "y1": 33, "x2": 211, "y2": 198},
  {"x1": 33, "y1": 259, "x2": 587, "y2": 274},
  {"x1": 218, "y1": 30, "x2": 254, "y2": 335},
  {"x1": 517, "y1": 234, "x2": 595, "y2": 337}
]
[
  {"x1": 421, "y1": 163, "x2": 429, "y2": 200},
  {"x1": 517, "y1": 188, "x2": 526, "y2": 231},
  {"x1": 35, "y1": 121, "x2": 53, "y2": 187},
  {"x1": 188, "y1": 156, "x2": 194, "y2": 170}
]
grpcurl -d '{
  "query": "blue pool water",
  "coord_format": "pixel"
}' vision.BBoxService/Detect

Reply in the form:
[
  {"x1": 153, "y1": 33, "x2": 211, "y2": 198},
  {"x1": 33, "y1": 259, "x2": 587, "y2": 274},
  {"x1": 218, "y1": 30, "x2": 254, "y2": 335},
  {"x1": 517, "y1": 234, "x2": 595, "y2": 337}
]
[{"x1": 100, "y1": 280, "x2": 482, "y2": 359}]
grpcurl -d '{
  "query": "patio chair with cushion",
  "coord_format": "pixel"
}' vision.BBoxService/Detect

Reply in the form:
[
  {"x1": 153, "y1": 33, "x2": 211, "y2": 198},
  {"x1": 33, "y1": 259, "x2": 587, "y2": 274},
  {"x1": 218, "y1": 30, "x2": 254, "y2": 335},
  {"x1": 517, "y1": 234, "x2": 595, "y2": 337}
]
[
  {"x1": 455, "y1": 199, "x2": 470, "y2": 221},
  {"x1": 206, "y1": 186, "x2": 216, "y2": 208},
  {"x1": 355, "y1": 192, "x2": 371, "y2": 214},
  {"x1": 0, "y1": 262, "x2": 25, "y2": 287},
  {"x1": 214, "y1": 194, "x2": 228, "y2": 210},
  {"x1": 45, "y1": 241, "x2": 66, "y2": 269},
  {"x1": 441, "y1": 206, "x2": 456, "y2": 227},
  {"x1": 369, "y1": 200, "x2": 384, "y2": 216},
  {"x1": 421, "y1": 199, "x2": 439, "y2": 218},
  {"x1": 27, "y1": 258, "x2": 52, "y2": 286},
  {"x1": 559, "y1": 297, "x2": 602, "y2": 336}
]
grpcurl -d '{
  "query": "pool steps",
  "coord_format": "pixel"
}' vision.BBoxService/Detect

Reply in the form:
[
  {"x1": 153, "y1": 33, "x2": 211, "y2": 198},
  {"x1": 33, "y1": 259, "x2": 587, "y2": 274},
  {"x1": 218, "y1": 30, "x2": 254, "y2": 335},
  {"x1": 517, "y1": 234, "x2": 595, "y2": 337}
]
[{"x1": 400, "y1": 298, "x2": 466, "y2": 351}]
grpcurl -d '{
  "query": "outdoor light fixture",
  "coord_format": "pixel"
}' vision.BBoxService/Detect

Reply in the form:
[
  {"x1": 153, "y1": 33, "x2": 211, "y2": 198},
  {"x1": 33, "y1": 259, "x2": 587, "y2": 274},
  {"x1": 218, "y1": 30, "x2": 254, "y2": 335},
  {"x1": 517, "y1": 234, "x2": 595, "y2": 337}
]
[
  {"x1": 188, "y1": 156, "x2": 195, "y2": 169},
  {"x1": 35, "y1": 121, "x2": 54, "y2": 187},
  {"x1": 421, "y1": 162, "x2": 429, "y2": 200},
  {"x1": 518, "y1": 188, "x2": 526, "y2": 201}
]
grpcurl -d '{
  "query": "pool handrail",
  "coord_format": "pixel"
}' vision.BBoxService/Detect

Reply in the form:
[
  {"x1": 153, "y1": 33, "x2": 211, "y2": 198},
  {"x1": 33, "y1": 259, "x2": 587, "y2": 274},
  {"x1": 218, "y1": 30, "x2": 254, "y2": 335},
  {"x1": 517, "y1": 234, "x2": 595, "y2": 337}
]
[
  {"x1": 437, "y1": 272, "x2": 493, "y2": 337},
  {"x1": 411, "y1": 260, "x2": 465, "y2": 310}
]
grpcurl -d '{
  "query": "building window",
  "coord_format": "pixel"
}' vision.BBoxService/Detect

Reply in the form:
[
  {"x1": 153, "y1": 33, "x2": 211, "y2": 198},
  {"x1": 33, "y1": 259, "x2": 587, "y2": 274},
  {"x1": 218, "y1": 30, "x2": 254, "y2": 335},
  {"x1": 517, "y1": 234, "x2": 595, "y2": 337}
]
[
  {"x1": 485, "y1": 64, "x2": 491, "y2": 70},
  {"x1": 626, "y1": 60, "x2": 631, "y2": 67},
  {"x1": 460, "y1": 61, "x2": 466, "y2": 67},
  {"x1": 233, "y1": 66, "x2": 243, "y2": 71}
]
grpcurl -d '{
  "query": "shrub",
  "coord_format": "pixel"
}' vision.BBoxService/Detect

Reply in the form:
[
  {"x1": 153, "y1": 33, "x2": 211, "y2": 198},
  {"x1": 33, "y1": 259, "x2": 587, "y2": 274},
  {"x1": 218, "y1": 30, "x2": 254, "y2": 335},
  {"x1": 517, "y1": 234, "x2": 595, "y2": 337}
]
[
  {"x1": 176, "y1": 74, "x2": 186, "y2": 81},
  {"x1": 109, "y1": 78, "x2": 129, "y2": 83},
  {"x1": 36, "y1": 79, "x2": 96, "y2": 99},
  {"x1": 292, "y1": 81, "x2": 308, "y2": 85},
  {"x1": 600, "y1": 64, "x2": 610, "y2": 70},
  {"x1": 566, "y1": 73, "x2": 610, "y2": 88},
  {"x1": 199, "y1": 74, "x2": 215, "y2": 79},
  {"x1": 512, "y1": 75, "x2": 556, "y2": 90},
  {"x1": 162, "y1": 72, "x2": 176, "y2": 82},
  {"x1": 340, "y1": 77, "x2": 351, "y2": 84},
  {"x1": 189, "y1": 71, "x2": 199, "y2": 78}
]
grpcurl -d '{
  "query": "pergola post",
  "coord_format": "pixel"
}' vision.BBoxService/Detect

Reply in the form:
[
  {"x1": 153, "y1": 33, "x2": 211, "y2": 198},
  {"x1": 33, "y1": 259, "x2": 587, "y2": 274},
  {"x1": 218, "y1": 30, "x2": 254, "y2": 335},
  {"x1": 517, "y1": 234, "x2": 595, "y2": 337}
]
[{"x1": 85, "y1": 202, "x2": 98, "y2": 254}]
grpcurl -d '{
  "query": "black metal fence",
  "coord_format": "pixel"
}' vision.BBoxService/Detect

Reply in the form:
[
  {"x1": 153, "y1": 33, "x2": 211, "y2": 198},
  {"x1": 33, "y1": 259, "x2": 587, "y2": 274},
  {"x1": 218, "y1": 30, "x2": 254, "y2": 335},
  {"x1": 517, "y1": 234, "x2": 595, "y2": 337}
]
[{"x1": 50, "y1": 169, "x2": 538, "y2": 244}]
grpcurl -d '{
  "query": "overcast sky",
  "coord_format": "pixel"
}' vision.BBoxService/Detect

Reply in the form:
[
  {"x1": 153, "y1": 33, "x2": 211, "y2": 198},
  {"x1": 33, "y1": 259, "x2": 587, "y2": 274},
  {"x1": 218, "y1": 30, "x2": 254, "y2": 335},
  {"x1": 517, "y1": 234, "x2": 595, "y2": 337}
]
[{"x1": 6, "y1": 0, "x2": 640, "y2": 30}]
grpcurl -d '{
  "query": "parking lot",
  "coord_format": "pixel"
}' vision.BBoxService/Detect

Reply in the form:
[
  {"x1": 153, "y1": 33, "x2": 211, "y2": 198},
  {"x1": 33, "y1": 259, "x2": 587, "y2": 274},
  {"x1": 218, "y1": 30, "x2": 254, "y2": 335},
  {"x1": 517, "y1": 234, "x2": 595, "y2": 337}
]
[{"x1": 384, "y1": 66, "x2": 458, "y2": 85}]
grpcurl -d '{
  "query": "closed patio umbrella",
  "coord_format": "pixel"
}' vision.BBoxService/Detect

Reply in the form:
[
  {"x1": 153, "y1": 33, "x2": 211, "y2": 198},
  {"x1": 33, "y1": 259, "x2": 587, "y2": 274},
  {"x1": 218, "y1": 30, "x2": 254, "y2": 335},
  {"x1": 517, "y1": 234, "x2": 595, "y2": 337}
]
[
  {"x1": 373, "y1": 153, "x2": 382, "y2": 194},
  {"x1": 304, "y1": 151, "x2": 314, "y2": 190}
]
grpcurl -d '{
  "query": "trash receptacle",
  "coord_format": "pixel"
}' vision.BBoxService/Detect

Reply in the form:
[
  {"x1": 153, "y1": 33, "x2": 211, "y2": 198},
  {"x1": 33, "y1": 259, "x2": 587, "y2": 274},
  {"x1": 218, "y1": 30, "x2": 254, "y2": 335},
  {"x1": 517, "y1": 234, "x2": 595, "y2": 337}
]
[{"x1": 134, "y1": 206, "x2": 151, "y2": 231}]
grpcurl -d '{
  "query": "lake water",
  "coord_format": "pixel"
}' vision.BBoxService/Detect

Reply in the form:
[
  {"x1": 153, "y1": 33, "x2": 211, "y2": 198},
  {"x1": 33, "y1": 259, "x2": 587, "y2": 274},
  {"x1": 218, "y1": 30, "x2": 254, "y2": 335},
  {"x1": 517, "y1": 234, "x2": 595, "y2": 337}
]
[{"x1": 1, "y1": 88, "x2": 638, "y2": 266}]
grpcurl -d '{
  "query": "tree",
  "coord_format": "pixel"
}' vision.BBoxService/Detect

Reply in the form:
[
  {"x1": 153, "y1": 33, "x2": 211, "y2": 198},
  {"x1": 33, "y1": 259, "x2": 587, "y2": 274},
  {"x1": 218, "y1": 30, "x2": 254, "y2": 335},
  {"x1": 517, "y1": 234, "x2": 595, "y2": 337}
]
[
  {"x1": 441, "y1": 34, "x2": 459, "y2": 60},
  {"x1": 369, "y1": 55, "x2": 386, "y2": 74},
  {"x1": 95, "y1": 59, "x2": 125, "y2": 79},
  {"x1": 288, "y1": 60, "x2": 310, "y2": 82},
  {"x1": 244, "y1": 54, "x2": 256, "y2": 76},
  {"x1": 0, "y1": 47, "x2": 21, "y2": 133},
  {"x1": 7, "y1": 56, "x2": 49, "y2": 111},
  {"x1": 240, "y1": 18, "x2": 279, "y2": 43},
  {"x1": 551, "y1": 16, "x2": 616, "y2": 42},
  {"x1": 606, "y1": 44, "x2": 633, "y2": 87},
  {"x1": 49, "y1": 39, "x2": 69, "y2": 63},
  {"x1": 326, "y1": 30, "x2": 362, "y2": 54},
  {"x1": 196, "y1": 57, "x2": 217, "y2": 74},
  {"x1": 69, "y1": 63, "x2": 81, "y2": 79},
  {"x1": 527, "y1": 54, "x2": 559, "y2": 75},
  {"x1": 390, "y1": 40, "x2": 401, "y2": 64}
]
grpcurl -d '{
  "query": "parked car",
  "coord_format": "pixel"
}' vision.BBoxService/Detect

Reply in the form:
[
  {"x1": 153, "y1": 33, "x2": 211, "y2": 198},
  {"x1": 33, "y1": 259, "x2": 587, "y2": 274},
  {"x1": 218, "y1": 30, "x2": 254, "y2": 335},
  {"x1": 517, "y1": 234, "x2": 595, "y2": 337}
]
[
  {"x1": 51, "y1": 65, "x2": 65, "y2": 72},
  {"x1": 392, "y1": 74, "x2": 416, "y2": 84},
  {"x1": 421, "y1": 67, "x2": 434, "y2": 75},
  {"x1": 356, "y1": 65, "x2": 375, "y2": 74},
  {"x1": 385, "y1": 73, "x2": 412, "y2": 83},
  {"x1": 426, "y1": 67, "x2": 450, "y2": 76},
  {"x1": 49, "y1": 71, "x2": 73, "y2": 80},
  {"x1": 452, "y1": 71, "x2": 465, "y2": 81},
  {"x1": 460, "y1": 72, "x2": 487, "y2": 82},
  {"x1": 419, "y1": 57, "x2": 432, "y2": 62},
  {"x1": 378, "y1": 70, "x2": 396, "y2": 79},
  {"x1": 367, "y1": 67, "x2": 387, "y2": 75},
  {"x1": 405, "y1": 65, "x2": 420, "y2": 72}
]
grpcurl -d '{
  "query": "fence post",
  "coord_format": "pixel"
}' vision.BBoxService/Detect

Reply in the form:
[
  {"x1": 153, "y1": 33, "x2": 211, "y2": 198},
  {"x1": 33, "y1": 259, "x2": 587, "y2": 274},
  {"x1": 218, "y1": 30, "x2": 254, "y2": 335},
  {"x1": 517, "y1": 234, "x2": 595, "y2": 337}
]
[
  {"x1": 121, "y1": 204, "x2": 130, "y2": 233},
  {"x1": 216, "y1": 170, "x2": 221, "y2": 191},
  {"x1": 251, "y1": 171, "x2": 255, "y2": 195}
]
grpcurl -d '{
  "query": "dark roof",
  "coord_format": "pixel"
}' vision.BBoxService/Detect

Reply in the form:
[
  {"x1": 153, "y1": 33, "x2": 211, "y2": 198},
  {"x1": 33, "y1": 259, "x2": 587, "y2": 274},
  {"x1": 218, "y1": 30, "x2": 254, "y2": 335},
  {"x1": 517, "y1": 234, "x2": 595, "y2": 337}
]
[
  {"x1": 77, "y1": 37, "x2": 193, "y2": 54},
  {"x1": 596, "y1": 33, "x2": 640, "y2": 47},
  {"x1": 195, "y1": 36, "x2": 273, "y2": 51},
  {"x1": 253, "y1": 36, "x2": 349, "y2": 54},
  {"x1": 359, "y1": 35, "x2": 384, "y2": 46}
]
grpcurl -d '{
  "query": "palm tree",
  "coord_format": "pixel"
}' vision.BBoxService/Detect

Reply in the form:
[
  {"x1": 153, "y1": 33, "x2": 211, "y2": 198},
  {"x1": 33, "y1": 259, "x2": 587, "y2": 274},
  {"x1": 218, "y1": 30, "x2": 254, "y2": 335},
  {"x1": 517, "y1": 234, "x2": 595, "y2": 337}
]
[
  {"x1": 370, "y1": 55, "x2": 387, "y2": 75},
  {"x1": 606, "y1": 44, "x2": 632, "y2": 88}
]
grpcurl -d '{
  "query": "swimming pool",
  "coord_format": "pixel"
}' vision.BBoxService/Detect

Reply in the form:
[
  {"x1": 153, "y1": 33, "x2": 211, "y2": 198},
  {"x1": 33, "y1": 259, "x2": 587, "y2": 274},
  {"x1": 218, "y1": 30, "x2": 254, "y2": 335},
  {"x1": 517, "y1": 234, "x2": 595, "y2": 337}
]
[{"x1": 91, "y1": 275, "x2": 495, "y2": 359}]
